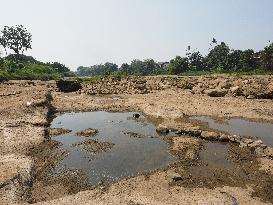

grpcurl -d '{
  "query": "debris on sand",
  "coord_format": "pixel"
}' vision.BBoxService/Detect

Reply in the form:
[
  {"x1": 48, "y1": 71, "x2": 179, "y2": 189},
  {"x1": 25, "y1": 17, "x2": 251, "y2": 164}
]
[
  {"x1": 167, "y1": 170, "x2": 183, "y2": 182},
  {"x1": 76, "y1": 128, "x2": 98, "y2": 137}
]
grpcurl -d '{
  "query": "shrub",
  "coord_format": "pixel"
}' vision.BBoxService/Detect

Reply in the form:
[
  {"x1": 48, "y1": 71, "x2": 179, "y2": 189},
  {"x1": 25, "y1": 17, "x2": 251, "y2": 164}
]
[{"x1": 8, "y1": 64, "x2": 61, "y2": 80}]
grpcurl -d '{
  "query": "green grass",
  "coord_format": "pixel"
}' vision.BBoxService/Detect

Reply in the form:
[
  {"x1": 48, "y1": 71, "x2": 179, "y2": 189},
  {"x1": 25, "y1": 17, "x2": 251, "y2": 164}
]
[{"x1": 0, "y1": 64, "x2": 61, "y2": 81}]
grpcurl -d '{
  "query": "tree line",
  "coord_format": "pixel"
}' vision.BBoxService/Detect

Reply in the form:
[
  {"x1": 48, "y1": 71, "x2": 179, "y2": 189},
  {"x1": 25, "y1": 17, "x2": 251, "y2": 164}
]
[
  {"x1": 0, "y1": 25, "x2": 73, "y2": 80},
  {"x1": 77, "y1": 39, "x2": 273, "y2": 76},
  {"x1": 1, "y1": 25, "x2": 272, "y2": 80}
]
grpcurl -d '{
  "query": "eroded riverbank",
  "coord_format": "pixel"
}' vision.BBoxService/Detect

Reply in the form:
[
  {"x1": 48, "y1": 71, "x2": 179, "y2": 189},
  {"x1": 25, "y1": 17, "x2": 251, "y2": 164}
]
[{"x1": 1, "y1": 76, "x2": 273, "y2": 205}]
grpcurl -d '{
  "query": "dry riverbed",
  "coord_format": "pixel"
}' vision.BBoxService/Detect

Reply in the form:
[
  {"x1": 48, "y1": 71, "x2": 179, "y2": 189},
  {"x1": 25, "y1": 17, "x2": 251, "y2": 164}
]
[{"x1": 1, "y1": 76, "x2": 273, "y2": 205}]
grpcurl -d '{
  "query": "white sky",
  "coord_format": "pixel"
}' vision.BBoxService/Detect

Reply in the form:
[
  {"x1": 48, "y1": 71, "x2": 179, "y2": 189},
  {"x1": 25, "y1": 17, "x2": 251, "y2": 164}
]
[{"x1": 1, "y1": 0, "x2": 273, "y2": 70}]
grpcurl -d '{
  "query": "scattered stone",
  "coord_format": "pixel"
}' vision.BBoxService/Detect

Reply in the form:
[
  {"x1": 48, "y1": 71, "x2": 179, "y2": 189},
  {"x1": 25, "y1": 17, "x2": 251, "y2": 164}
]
[
  {"x1": 247, "y1": 95, "x2": 255, "y2": 99},
  {"x1": 264, "y1": 147, "x2": 273, "y2": 158},
  {"x1": 133, "y1": 113, "x2": 140, "y2": 119},
  {"x1": 248, "y1": 140, "x2": 263, "y2": 148},
  {"x1": 76, "y1": 128, "x2": 98, "y2": 137},
  {"x1": 255, "y1": 147, "x2": 266, "y2": 157},
  {"x1": 227, "y1": 135, "x2": 241, "y2": 143},
  {"x1": 242, "y1": 138, "x2": 254, "y2": 145},
  {"x1": 175, "y1": 128, "x2": 201, "y2": 137},
  {"x1": 219, "y1": 134, "x2": 230, "y2": 142},
  {"x1": 230, "y1": 86, "x2": 241, "y2": 96},
  {"x1": 233, "y1": 135, "x2": 242, "y2": 143},
  {"x1": 188, "y1": 129, "x2": 202, "y2": 137},
  {"x1": 201, "y1": 131, "x2": 219, "y2": 140},
  {"x1": 47, "y1": 128, "x2": 72, "y2": 136},
  {"x1": 242, "y1": 80, "x2": 249, "y2": 84},
  {"x1": 167, "y1": 171, "x2": 182, "y2": 182},
  {"x1": 156, "y1": 125, "x2": 169, "y2": 134},
  {"x1": 205, "y1": 89, "x2": 228, "y2": 97},
  {"x1": 239, "y1": 142, "x2": 248, "y2": 148},
  {"x1": 259, "y1": 143, "x2": 268, "y2": 149},
  {"x1": 26, "y1": 101, "x2": 32, "y2": 107}
]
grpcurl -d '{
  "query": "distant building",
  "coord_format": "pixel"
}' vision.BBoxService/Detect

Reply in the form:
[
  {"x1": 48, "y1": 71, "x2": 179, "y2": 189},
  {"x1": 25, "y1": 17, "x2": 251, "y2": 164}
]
[
  {"x1": 254, "y1": 51, "x2": 262, "y2": 60},
  {"x1": 158, "y1": 62, "x2": 170, "y2": 69}
]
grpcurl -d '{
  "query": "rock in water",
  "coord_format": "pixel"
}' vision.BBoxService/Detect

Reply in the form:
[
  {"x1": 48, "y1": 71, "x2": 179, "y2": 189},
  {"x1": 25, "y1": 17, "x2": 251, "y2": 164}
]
[
  {"x1": 47, "y1": 128, "x2": 72, "y2": 136},
  {"x1": 156, "y1": 125, "x2": 169, "y2": 134},
  {"x1": 133, "y1": 113, "x2": 140, "y2": 118},
  {"x1": 76, "y1": 128, "x2": 98, "y2": 137},
  {"x1": 201, "y1": 131, "x2": 219, "y2": 140}
]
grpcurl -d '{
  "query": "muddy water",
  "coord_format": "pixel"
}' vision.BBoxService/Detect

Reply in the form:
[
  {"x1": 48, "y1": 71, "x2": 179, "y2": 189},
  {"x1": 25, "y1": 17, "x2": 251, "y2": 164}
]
[
  {"x1": 181, "y1": 141, "x2": 249, "y2": 189},
  {"x1": 192, "y1": 116, "x2": 273, "y2": 146},
  {"x1": 50, "y1": 111, "x2": 176, "y2": 186},
  {"x1": 190, "y1": 142, "x2": 235, "y2": 179}
]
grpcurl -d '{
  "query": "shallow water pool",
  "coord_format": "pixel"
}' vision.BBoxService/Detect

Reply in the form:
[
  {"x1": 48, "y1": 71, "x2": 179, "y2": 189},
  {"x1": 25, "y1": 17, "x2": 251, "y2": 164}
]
[
  {"x1": 50, "y1": 111, "x2": 176, "y2": 186},
  {"x1": 192, "y1": 116, "x2": 273, "y2": 146}
]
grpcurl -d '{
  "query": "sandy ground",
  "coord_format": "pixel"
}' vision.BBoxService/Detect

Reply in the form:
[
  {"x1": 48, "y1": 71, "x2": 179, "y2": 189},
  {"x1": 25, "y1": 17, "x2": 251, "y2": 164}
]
[{"x1": 1, "y1": 77, "x2": 273, "y2": 205}]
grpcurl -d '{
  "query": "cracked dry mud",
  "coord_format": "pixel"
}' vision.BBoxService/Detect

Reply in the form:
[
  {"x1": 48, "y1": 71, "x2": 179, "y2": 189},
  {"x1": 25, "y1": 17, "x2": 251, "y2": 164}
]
[{"x1": 1, "y1": 76, "x2": 273, "y2": 205}]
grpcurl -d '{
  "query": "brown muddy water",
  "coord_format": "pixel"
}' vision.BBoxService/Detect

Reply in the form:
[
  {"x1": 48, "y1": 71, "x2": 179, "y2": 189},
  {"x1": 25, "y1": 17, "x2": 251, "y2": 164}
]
[
  {"x1": 31, "y1": 112, "x2": 273, "y2": 203},
  {"x1": 49, "y1": 111, "x2": 176, "y2": 186},
  {"x1": 191, "y1": 116, "x2": 273, "y2": 146}
]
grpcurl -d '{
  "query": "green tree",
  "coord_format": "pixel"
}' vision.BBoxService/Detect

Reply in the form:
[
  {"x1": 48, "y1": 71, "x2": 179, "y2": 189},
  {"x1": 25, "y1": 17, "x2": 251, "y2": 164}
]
[
  {"x1": 104, "y1": 62, "x2": 118, "y2": 74},
  {"x1": 186, "y1": 48, "x2": 205, "y2": 71},
  {"x1": 239, "y1": 49, "x2": 257, "y2": 71},
  {"x1": 120, "y1": 63, "x2": 130, "y2": 73},
  {"x1": 142, "y1": 59, "x2": 160, "y2": 75},
  {"x1": 261, "y1": 42, "x2": 273, "y2": 70},
  {"x1": 168, "y1": 56, "x2": 189, "y2": 75},
  {"x1": 227, "y1": 49, "x2": 258, "y2": 71},
  {"x1": 77, "y1": 66, "x2": 91, "y2": 76},
  {"x1": 227, "y1": 50, "x2": 242, "y2": 71},
  {"x1": 130, "y1": 60, "x2": 144, "y2": 75},
  {"x1": 49, "y1": 62, "x2": 74, "y2": 76},
  {"x1": 0, "y1": 25, "x2": 32, "y2": 55},
  {"x1": 206, "y1": 42, "x2": 230, "y2": 71}
]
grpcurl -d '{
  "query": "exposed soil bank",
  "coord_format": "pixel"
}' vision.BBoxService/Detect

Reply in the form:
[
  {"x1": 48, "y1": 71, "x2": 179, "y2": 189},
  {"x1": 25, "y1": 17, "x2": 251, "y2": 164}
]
[
  {"x1": 78, "y1": 75, "x2": 273, "y2": 99},
  {"x1": 1, "y1": 76, "x2": 273, "y2": 205},
  {"x1": 0, "y1": 81, "x2": 55, "y2": 205}
]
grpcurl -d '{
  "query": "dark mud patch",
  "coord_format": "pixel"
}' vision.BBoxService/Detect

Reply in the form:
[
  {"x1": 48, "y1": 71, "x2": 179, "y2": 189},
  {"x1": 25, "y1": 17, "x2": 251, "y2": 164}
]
[
  {"x1": 56, "y1": 80, "x2": 82, "y2": 93},
  {"x1": 73, "y1": 139, "x2": 114, "y2": 153},
  {"x1": 29, "y1": 139, "x2": 67, "y2": 178},
  {"x1": 169, "y1": 140, "x2": 273, "y2": 203},
  {"x1": 29, "y1": 139, "x2": 91, "y2": 203},
  {"x1": 30, "y1": 170, "x2": 91, "y2": 203}
]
